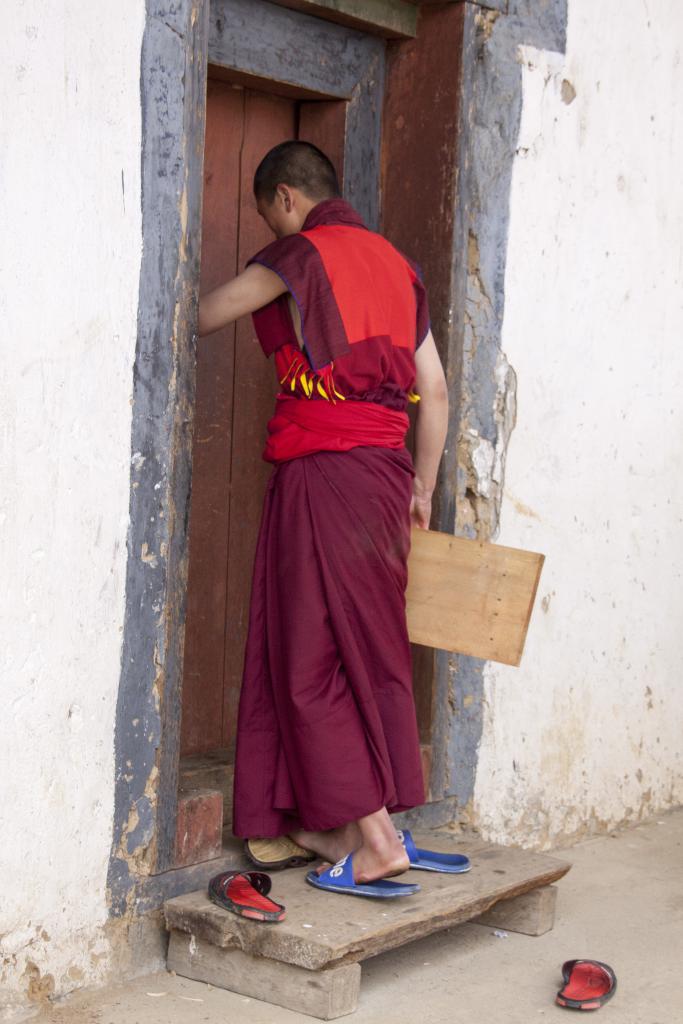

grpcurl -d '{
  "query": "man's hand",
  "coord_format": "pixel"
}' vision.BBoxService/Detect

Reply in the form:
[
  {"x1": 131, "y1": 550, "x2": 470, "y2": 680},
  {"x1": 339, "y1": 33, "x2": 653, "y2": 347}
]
[
  {"x1": 410, "y1": 480, "x2": 432, "y2": 530},
  {"x1": 198, "y1": 263, "x2": 288, "y2": 336}
]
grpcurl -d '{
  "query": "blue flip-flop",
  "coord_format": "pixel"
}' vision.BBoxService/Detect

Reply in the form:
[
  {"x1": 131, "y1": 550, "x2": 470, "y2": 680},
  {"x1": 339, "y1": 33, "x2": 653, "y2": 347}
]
[
  {"x1": 398, "y1": 829, "x2": 471, "y2": 874},
  {"x1": 305, "y1": 853, "x2": 420, "y2": 899}
]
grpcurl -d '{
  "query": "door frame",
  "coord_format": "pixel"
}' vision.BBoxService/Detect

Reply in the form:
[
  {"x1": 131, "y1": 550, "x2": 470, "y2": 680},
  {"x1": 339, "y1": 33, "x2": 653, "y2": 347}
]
[{"x1": 107, "y1": 0, "x2": 402, "y2": 915}]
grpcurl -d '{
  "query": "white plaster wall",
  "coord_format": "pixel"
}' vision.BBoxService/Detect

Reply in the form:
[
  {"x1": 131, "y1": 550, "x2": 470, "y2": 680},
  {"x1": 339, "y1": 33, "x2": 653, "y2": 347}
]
[
  {"x1": 0, "y1": 2, "x2": 145, "y2": 1014},
  {"x1": 473, "y1": 0, "x2": 683, "y2": 846}
]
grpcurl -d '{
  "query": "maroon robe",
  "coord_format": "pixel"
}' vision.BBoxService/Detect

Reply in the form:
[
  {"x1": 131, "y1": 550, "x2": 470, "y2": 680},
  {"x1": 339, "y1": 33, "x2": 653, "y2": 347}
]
[{"x1": 231, "y1": 198, "x2": 429, "y2": 837}]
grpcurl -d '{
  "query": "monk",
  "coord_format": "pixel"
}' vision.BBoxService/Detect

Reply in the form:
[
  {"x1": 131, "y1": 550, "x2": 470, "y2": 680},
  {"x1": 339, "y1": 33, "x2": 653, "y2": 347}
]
[{"x1": 198, "y1": 141, "x2": 448, "y2": 887}]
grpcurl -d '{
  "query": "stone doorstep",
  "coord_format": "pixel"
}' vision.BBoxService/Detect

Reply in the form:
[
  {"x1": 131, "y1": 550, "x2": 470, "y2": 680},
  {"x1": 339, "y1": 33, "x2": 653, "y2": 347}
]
[
  {"x1": 164, "y1": 835, "x2": 571, "y2": 1019},
  {"x1": 174, "y1": 788, "x2": 224, "y2": 869},
  {"x1": 179, "y1": 752, "x2": 234, "y2": 825}
]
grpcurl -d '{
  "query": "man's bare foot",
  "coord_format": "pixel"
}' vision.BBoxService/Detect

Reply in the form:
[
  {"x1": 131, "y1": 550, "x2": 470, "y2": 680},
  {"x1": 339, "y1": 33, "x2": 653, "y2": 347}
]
[
  {"x1": 314, "y1": 833, "x2": 409, "y2": 883},
  {"x1": 345, "y1": 834, "x2": 409, "y2": 883},
  {"x1": 296, "y1": 809, "x2": 410, "y2": 884},
  {"x1": 289, "y1": 821, "x2": 360, "y2": 865}
]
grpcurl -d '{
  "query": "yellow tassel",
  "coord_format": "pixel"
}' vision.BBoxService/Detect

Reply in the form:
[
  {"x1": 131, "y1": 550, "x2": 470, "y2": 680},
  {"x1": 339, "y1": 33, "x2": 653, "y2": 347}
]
[
  {"x1": 279, "y1": 354, "x2": 299, "y2": 386},
  {"x1": 407, "y1": 389, "x2": 421, "y2": 403},
  {"x1": 277, "y1": 352, "x2": 350, "y2": 403},
  {"x1": 327, "y1": 362, "x2": 345, "y2": 402}
]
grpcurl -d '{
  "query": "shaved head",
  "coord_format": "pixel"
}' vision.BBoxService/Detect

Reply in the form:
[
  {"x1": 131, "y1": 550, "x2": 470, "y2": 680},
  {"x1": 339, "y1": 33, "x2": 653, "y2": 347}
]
[{"x1": 253, "y1": 140, "x2": 341, "y2": 204}]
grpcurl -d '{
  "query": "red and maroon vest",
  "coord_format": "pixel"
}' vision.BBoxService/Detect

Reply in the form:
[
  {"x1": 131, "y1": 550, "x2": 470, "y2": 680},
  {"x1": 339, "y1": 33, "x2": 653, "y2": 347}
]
[{"x1": 247, "y1": 198, "x2": 431, "y2": 462}]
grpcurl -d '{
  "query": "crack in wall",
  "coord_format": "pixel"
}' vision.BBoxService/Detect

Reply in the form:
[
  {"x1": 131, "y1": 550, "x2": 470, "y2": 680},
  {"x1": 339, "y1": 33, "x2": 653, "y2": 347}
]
[{"x1": 455, "y1": 229, "x2": 518, "y2": 540}]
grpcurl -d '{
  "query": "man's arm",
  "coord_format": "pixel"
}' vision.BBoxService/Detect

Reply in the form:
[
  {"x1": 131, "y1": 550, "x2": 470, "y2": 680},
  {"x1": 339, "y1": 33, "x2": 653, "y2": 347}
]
[
  {"x1": 197, "y1": 264, "x2": 288, "y2": 337},
  {"x1": 410, "y1": 330, "x2": 449, "y2": 529}
]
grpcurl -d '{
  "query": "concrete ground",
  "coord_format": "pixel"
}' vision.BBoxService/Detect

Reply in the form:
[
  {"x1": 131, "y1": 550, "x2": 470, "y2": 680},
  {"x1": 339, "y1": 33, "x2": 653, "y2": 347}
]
[{"x1": 37, "y1": 809, "x2": 682, "y2": 1024}]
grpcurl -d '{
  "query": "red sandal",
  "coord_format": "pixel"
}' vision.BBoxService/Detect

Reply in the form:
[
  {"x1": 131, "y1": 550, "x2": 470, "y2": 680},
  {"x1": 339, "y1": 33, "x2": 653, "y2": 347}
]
[
  {"x1": 208, "y1": 871, "x2": 286, "y2": 923},
  {"x1": 556, "y1": 959, "x2": 617, "y2": 1011}
]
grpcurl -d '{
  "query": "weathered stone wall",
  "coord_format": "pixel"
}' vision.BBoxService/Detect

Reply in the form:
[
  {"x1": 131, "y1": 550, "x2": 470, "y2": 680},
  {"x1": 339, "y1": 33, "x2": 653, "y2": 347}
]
[
  {"x1": 470, "y1": 0, "x2": 683, "y2": 846},
  {"x1": 440, "y1": 0, "x2": 569, "y2": 829},
  {"x1": 0, "y1": 2, "x2": 146, "y2": 1015}
]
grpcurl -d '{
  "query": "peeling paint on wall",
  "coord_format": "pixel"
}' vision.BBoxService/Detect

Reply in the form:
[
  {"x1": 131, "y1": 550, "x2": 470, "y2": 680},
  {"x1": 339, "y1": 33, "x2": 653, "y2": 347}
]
[
  {"x1": 443, "y1": 0, "x2": 568, "y2": 815},
  {"x1": 0, "y1": 0, "x2": 146, "y2": 1015},
  {"x1": 106, "y1": 0, "x2": 210, "y2": 921},
  {"x1": 472, "y1": 0, "x2": 683, "y2": 847}
]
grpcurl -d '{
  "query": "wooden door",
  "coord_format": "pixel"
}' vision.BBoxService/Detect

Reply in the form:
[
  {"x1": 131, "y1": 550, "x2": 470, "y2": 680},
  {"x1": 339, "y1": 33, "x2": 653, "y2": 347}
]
[{"x1": 180, "y1": 79, "x2": 297, "y2": 757}]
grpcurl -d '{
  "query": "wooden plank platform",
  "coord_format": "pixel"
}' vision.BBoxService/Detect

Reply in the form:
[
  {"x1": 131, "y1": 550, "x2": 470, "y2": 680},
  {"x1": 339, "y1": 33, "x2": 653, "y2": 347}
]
[{"x1": 164, "y1": 834, "x2": 570, "y2": 1019}]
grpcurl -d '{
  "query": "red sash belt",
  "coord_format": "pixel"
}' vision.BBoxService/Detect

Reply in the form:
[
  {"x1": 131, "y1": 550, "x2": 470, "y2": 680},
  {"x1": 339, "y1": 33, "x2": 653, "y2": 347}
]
[{"x1": 263, "y1": 394, "x2": 409, "y2": 464}]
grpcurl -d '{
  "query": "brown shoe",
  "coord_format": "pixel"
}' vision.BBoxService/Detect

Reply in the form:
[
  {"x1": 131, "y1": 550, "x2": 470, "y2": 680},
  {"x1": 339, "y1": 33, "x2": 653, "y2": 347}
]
[{"x1": 244, "y1": 836, "x2": 316, "y2": 871}]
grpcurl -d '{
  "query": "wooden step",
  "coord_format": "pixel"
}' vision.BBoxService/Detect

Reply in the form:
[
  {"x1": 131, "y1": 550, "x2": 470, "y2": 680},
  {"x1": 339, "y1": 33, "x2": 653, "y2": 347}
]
[{"x1": 164, "y1": 833, "x2": 570, "y2": 1019}]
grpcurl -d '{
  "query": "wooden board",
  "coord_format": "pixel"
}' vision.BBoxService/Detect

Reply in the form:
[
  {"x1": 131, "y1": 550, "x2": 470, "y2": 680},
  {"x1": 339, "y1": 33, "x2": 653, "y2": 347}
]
[
  {"x1": 164, "y1": 834, "x2": 569, "y2": 970},
  {"x1": 406, "y1": 528, "x2": 544, "y2": 666},
  {"x1": 166, "y1": 888, "x2": 559, "y2": 1018},
  {"x1": 168, "y1": 937, "x2": 361, "y2": 1020},
  {"x1": 266, "y1": 0, "x2": 419, "y2": 40}
]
